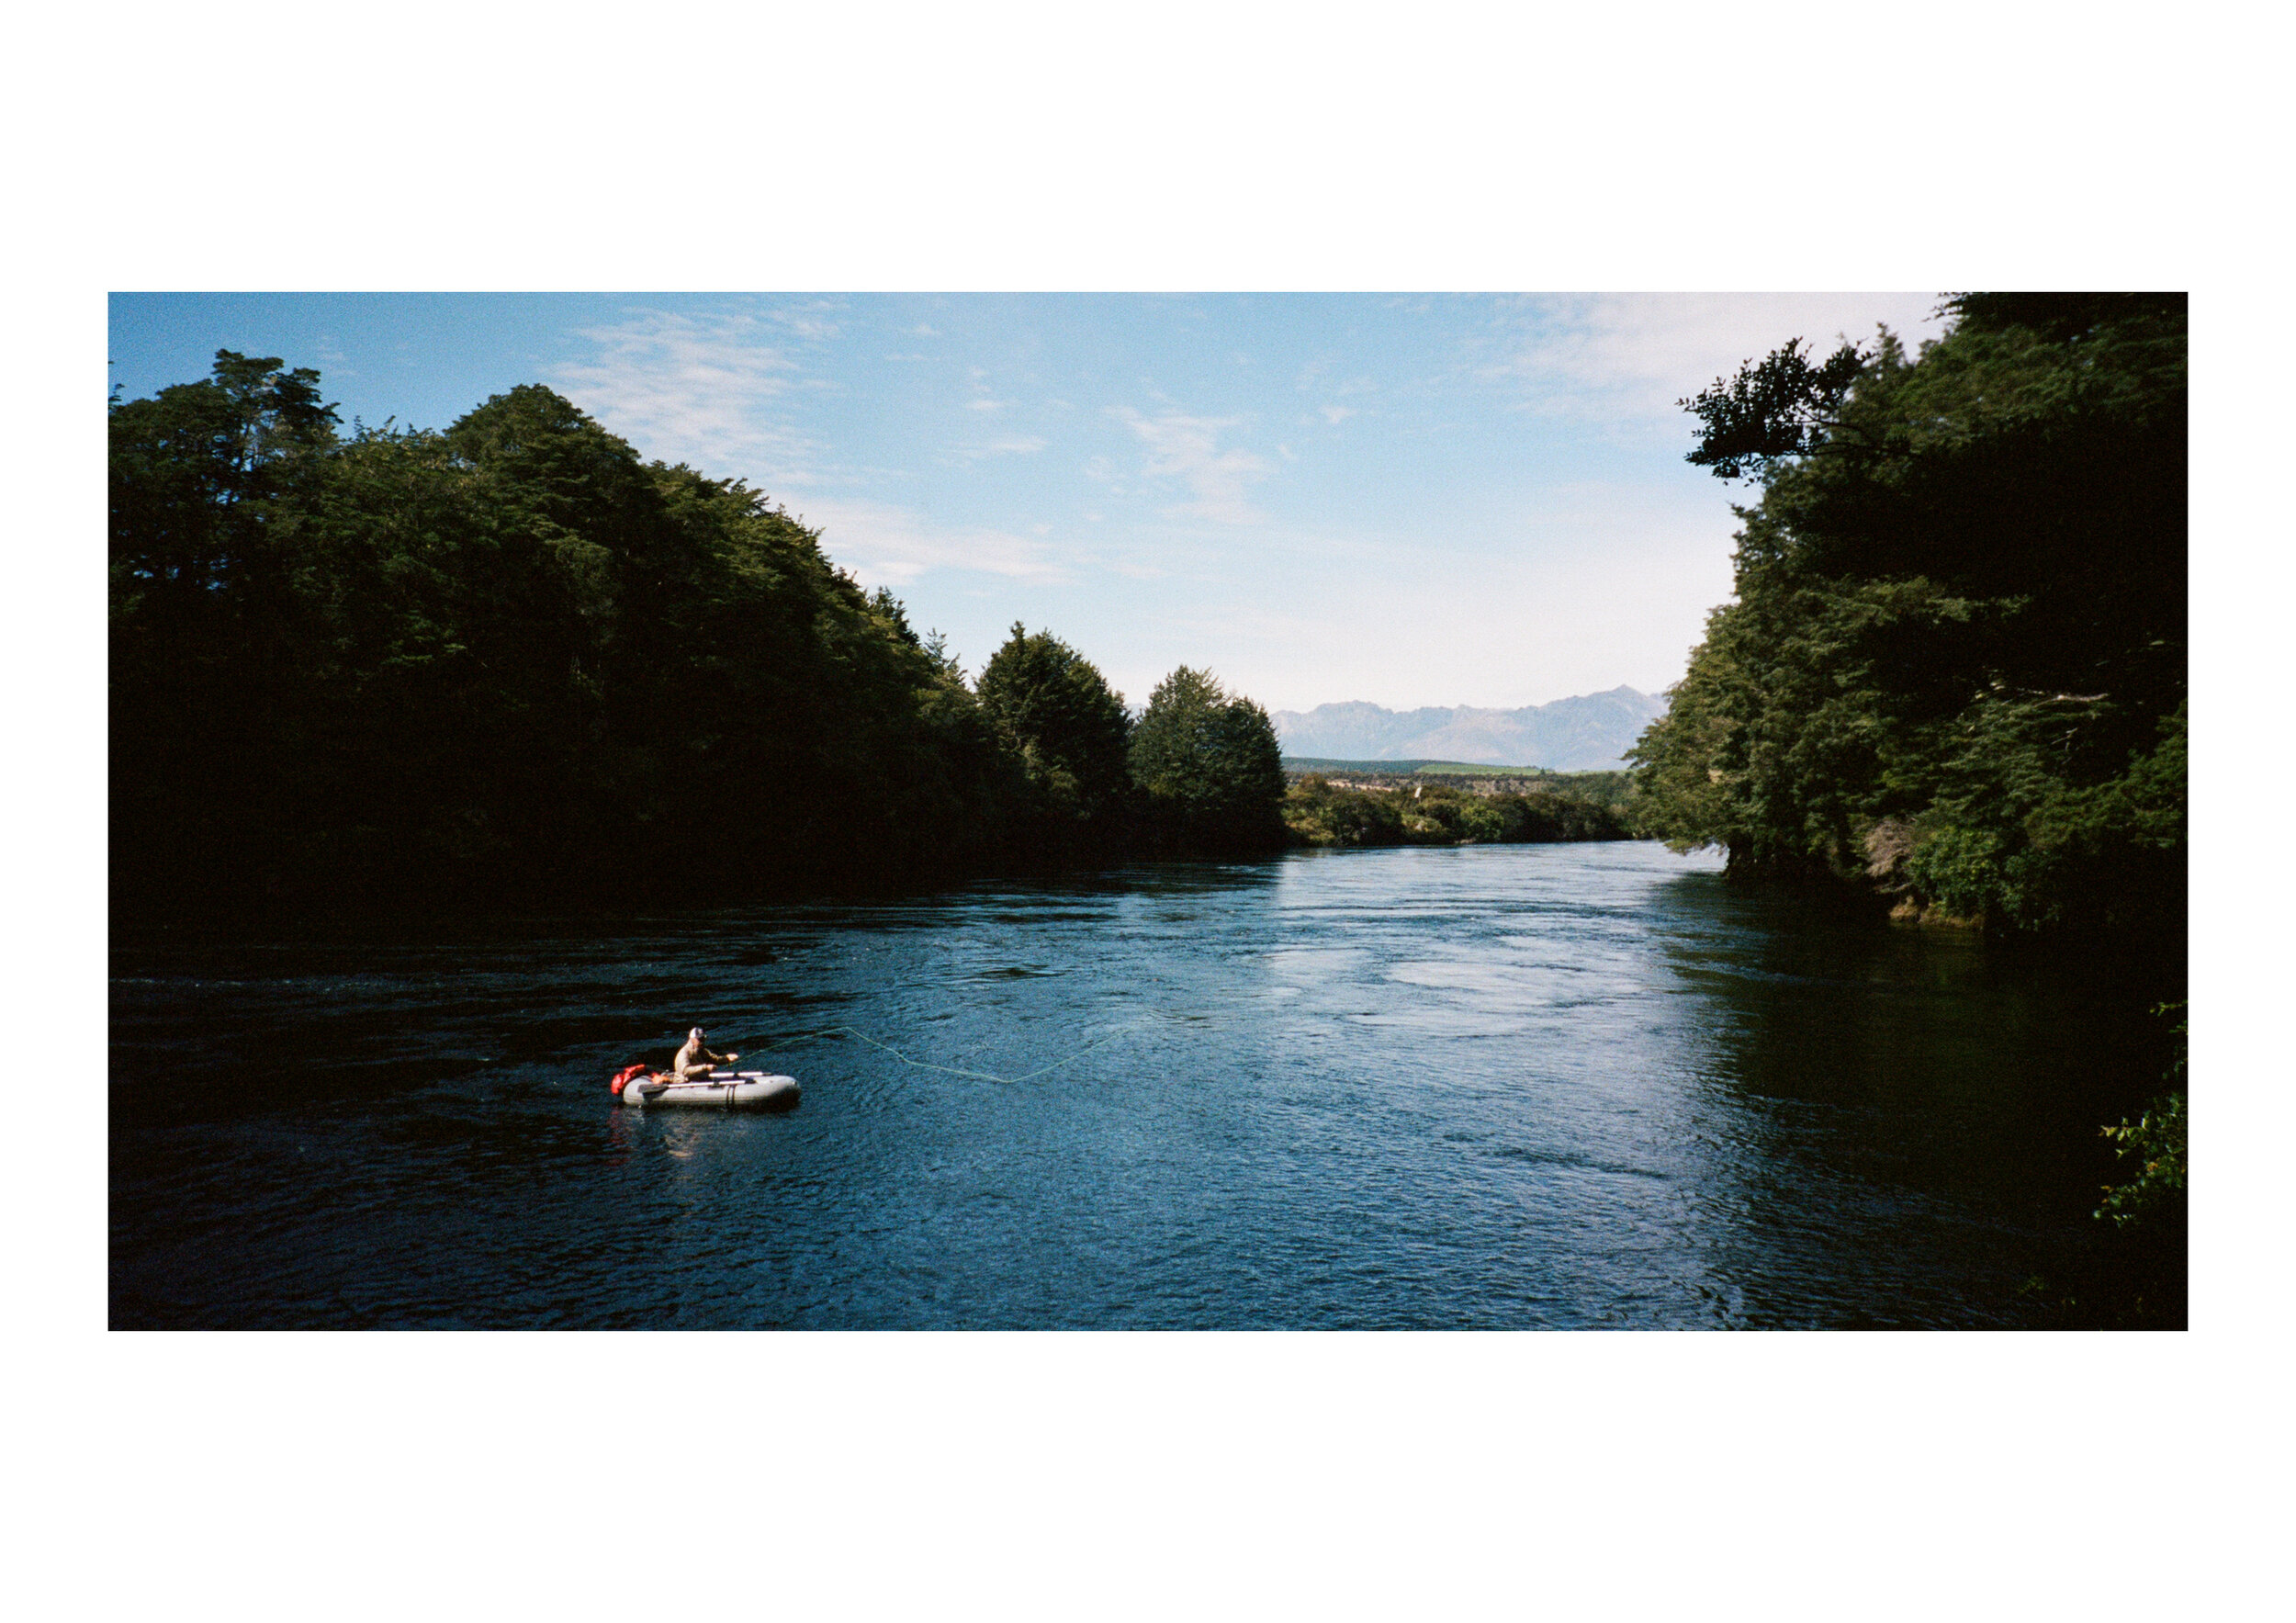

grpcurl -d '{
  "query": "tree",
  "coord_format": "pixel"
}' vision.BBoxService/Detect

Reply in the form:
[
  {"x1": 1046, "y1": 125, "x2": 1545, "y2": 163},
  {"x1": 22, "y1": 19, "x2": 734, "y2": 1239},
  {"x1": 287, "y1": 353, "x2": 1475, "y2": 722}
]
[
  {"x1": 1678, "y1": 336, "x2": 1866, "y2": 480},
  {"x1": 1129, "y1": 667, "x2": 1287, "y2": 857},
  {"x1": 975, "y1": 624, "x2": 1134, "y2": 848},
  {"x1": 111, "y1": 353, "x2": 346, "y2": 896},
  {"x1": 110, "y1": 348, "x2": 342, "y2": 645},
  {"x1": 111, "y1": 362, "x2": 1052, "y2": 913},
  {"x1": 1630, "y1": 293, "x2": 2187, "y2": 937}
]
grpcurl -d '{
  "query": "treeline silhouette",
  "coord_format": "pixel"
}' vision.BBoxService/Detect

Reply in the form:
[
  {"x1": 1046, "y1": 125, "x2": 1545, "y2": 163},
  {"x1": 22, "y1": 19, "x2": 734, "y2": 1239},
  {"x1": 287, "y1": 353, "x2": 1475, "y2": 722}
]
[
  {"x1": 112, "y1": 357, "x2": 1619, "y2": 919},
  {"x1": 109, "y1": 358, "x2": 1295, "y2": 915}
]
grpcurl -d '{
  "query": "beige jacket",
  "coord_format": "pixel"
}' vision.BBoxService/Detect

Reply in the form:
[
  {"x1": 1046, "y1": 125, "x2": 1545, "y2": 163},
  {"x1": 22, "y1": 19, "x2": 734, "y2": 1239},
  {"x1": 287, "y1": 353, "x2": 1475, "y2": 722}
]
[{"x1": 673, "y1": 1035, "x2": 726, "y2": 1079}]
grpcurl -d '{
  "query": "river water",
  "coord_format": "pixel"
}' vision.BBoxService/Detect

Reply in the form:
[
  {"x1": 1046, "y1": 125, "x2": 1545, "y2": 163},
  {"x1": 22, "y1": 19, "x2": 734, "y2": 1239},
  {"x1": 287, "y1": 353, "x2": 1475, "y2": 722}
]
[{"x1": 110, "y1": 842, "x2": 2167, "y2": 1328}]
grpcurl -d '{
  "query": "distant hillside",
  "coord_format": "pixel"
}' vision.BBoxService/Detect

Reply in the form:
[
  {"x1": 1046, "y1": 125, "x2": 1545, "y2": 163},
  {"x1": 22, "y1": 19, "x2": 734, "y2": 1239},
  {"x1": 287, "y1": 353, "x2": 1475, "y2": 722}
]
[{"x1": 1271, "y1": 687, "x2": 1669, "y2": 772}]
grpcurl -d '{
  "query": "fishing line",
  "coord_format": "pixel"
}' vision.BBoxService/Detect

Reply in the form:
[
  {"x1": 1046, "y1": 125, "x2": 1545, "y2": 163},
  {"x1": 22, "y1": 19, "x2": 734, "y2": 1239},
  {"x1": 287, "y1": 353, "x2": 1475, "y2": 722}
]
[{"x1": 732, "y1": 1022, "x2": 1131, "y2": 1086}]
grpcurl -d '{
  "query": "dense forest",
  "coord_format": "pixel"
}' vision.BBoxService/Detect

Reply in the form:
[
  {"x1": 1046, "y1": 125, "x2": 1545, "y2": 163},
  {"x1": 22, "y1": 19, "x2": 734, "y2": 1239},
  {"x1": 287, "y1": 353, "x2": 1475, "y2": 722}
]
[
  {"x1": 1626, "y1": 293, "x2": 2188, "y2": 1317},
  {"x1": 110, "y1": 355, "x2": 1627, "y2": 919},
  {"x1": 1630, "y1": 293, "x2": 2185, "y2": 943}
]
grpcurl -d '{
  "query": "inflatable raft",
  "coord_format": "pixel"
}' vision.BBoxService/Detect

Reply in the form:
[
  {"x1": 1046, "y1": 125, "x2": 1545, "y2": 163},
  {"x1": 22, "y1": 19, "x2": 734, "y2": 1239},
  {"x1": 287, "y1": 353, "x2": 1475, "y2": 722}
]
[{"x1": 611, "y1": 1065, "x2": 800, "y2": 1110}]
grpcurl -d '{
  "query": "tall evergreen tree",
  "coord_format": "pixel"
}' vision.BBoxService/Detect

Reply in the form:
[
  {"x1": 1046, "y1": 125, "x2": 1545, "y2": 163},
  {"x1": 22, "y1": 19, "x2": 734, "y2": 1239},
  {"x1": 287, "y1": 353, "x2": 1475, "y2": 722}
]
[
  {"x1": 975, "y1": 624, "x2": 1134, "y2": 857},
  {"x1": 1129, "y1": 667, "x2": 1287, "y2": 858}
]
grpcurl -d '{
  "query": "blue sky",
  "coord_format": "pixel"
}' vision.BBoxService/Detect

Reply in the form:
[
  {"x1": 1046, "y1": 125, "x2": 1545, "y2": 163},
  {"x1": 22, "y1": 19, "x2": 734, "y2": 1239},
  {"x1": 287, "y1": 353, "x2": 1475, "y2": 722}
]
[{"x1": 109, "y1": 291, "x2": 1945, "y2": 713}]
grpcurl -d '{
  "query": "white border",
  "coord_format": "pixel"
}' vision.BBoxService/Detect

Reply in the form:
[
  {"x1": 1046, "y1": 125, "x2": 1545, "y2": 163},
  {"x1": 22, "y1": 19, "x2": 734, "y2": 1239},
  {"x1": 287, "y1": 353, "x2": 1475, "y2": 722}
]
[{"x1": 20, "y1": 5, "x2": 2284, "y2": 1617}]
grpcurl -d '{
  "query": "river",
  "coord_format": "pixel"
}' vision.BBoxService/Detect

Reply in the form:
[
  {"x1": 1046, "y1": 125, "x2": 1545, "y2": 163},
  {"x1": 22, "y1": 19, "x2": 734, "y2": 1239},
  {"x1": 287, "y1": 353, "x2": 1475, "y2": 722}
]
[{"x1": 109, "y1": 841, "x2": 2169, "y2": 1328}]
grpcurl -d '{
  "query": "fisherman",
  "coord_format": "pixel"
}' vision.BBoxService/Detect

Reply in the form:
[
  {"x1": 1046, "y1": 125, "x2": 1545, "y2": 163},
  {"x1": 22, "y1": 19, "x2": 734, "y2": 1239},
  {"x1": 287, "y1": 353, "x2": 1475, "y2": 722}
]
[{"x1": 672, "y1": 1027, "x2": 737, "y2": 1081}]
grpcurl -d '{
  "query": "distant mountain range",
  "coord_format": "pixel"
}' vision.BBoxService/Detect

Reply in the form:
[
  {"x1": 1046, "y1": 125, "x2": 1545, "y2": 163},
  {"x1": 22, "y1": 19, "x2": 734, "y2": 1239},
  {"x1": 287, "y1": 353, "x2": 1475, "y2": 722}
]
[{"x1": 1272, "y1": 686, "x2": 1670, "y2": 772}]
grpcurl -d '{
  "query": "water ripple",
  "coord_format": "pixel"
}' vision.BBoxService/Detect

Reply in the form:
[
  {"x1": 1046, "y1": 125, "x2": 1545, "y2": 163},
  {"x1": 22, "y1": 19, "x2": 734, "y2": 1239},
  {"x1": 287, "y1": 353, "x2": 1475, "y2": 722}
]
[{"x1": 112, "y1": 841, "x2": 2159, "y2": 1329}]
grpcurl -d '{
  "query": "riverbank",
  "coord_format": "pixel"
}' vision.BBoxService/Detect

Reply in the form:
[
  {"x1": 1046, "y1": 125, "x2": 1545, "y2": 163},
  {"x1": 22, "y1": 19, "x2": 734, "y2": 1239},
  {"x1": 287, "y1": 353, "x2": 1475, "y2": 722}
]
[{"x1": 1283, "y1": 773, "x2": 1633, "y2": 849}]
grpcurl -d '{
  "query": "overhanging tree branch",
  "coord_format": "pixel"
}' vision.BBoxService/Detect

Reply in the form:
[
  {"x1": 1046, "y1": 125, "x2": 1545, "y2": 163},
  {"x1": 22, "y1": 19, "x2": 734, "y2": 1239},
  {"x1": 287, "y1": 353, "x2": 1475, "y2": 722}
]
[{"x1": 1679, "y1": 337, "x2": 1866, "y2": 480}]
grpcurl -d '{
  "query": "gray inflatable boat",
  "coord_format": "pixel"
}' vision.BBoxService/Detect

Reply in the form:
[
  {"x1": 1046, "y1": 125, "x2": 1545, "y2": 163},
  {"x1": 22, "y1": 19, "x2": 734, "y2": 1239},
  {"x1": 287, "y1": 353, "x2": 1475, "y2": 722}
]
[{"x1": 618, "y1": 1070, "x2": 800, "y2": 1110}]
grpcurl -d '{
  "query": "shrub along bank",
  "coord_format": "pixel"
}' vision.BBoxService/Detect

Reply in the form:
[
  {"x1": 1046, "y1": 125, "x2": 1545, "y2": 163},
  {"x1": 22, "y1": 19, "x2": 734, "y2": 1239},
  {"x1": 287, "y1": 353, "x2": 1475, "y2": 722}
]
[{"x1": 1283, "y1": 775, "x2": 1633, "y2": 848}]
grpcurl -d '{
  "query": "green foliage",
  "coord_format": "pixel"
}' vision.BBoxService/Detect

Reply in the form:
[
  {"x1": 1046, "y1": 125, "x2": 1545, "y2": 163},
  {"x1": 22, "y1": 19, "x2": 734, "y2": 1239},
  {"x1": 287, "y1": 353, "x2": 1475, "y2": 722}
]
[
  {"x1": 1629, "y1": 296, "x2": 2186, "y2": 935},
  {"x1": 2097, "y1": 1004, "x2": 2188, "y2": 1230},
  {"x1": 1284, "y1": 764, "x2": 1638, "y2": 812},
  {"x1": 1903, "y1": 827, "x2": 2009, "y2": 922},
  {"x1": 119, "y1": 353, "x2": 1460, "y2": 910},
  {"x1": 1679, "y1": 335, "x2": 1867, "y2": 480},
  {"x1": 2097, "y1": 1091, "x2": 2187, "y2": 1229},
  {"x1": 1130, "y1": 668, "x2": 1288, "y2": 858},
  {"x1": 1646, "y1": 302, "x2": 2189, "y2": 1319},
  {"x1": 975, "y1": 623, "x2": 1134, "y2": 860},
  {"x1": 115, "y1": 353, "x2": 1356, "y2": 911},
  {"x1": 111, "y1": 356, "x2": 1030, "y2": 910},
  {"x1": 1283, "y1": 777, "x2": 1631, "y2": 849},
  {"x1": 1284, "y1": 776, "x2": 1406, "y2": 847}
]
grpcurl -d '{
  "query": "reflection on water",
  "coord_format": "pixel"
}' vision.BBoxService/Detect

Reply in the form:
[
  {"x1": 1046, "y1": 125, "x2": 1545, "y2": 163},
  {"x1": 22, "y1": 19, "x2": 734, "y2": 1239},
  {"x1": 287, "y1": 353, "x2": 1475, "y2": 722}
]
[{"x1": 110, "y1": 843, "x2": 2164, "y2": 1328}]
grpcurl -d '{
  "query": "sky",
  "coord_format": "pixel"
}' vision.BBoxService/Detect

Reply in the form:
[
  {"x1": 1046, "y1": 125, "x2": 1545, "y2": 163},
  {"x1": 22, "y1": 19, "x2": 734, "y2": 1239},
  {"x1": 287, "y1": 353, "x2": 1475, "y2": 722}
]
[{"x1": 109, "y1": 291, "x2": 1947, "y2": 714}]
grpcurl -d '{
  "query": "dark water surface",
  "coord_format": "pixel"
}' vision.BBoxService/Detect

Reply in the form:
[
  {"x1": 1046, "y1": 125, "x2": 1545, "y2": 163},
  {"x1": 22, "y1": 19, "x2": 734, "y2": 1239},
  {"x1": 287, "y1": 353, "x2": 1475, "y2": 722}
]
[{"x1": 111, "y1": 843, "x2": 2167, "y2": 1328}]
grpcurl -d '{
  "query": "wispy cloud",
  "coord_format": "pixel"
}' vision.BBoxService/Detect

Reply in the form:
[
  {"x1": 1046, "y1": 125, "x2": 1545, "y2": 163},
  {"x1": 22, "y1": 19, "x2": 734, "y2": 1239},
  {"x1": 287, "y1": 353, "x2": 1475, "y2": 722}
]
[
  {"x1": 789, "y1": 495, "x2": 1067, "y2": 589},
  {"x1": 551, "y1": 306, "x2": 822, "y2": 480},
  {"x1": 1481, "y1": 293, "x2": 1948, "y2": 423},
  {"x1": 962, "y1": 366, "x2": 1015, "y2": 414},
  {"x1": 1298, "y1": 364, "x2": 1377, "y2": 429},
  {"x1": 1109, "y1": 407, "x2": 1271, "y2": 525},
  {"x1": 770, "y1": 299, "x2": 845, "y2": 342},
  {"x1": 939, "y1": 434, "x2": 1048, "y2": 468}
]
